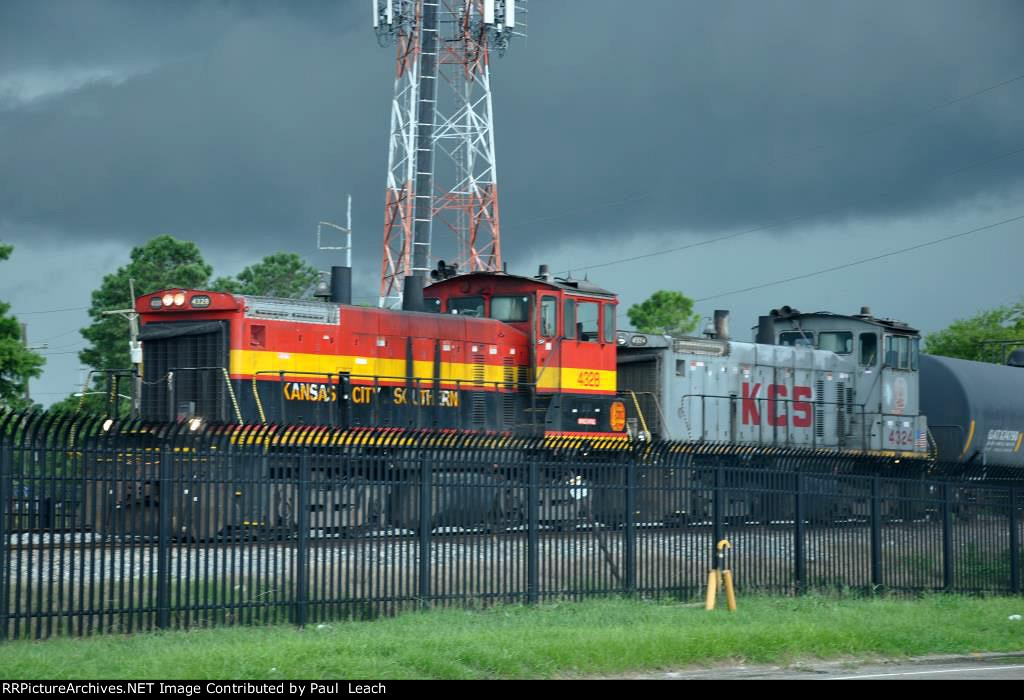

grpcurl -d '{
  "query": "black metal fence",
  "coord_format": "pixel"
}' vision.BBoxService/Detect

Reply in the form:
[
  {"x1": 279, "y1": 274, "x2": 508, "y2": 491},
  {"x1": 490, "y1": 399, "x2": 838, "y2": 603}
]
[{"x1": 1, "y1": 410, "x2": 1021, "y2": 640}]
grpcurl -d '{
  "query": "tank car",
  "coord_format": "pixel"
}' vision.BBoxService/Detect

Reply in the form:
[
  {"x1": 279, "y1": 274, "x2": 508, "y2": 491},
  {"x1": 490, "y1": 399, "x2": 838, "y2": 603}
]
[{"x1": 919, "y1": 354, "x2": 1024, "y2": 468}]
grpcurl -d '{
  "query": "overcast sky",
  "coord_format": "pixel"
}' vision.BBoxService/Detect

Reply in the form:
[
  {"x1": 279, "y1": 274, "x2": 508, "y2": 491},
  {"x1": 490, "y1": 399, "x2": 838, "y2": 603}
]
[{"x1": 2, "y1": 0, "x2": 1023, "y2": 405}]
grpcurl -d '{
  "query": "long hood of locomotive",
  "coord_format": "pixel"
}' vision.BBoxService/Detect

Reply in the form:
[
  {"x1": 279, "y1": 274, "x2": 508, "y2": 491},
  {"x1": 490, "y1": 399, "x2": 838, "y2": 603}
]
[{"x1": 618, "y1": 333, "x2": 928, "y2": 457}]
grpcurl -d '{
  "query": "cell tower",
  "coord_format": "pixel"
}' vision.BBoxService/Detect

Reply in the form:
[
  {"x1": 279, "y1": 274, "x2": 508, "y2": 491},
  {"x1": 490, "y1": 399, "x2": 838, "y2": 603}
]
[{"x1": 373, "y1": 0, "x2": 526, "y2": 308}]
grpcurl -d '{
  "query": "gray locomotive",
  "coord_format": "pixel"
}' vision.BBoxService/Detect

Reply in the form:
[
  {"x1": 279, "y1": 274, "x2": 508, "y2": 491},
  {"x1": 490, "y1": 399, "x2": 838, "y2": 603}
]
[{"x1": 617, "y1": 304, "x2": 1024, "y2": 468}]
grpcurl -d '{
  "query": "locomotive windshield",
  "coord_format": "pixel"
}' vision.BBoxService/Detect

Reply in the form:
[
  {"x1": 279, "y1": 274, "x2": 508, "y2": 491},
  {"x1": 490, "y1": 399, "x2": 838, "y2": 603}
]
[
  {"x1": 884, "y1": 335, "x2": 920, "y2": 370},
  {"x1": 490, "y1": 295, "x2": 530, "y2": 322},
  {"x1": 449, "y1": 296, "x2": 484, "y2": 317},
  {"x1": 818, "y1": 331, "x2": 853, "y2": 354},
  {"x1": 779, "y1": 331, "x2": 814, "y2": 347}
]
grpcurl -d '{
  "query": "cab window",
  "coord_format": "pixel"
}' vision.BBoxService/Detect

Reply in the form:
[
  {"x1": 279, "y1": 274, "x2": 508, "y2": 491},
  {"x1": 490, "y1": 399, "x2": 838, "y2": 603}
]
[
  {"x1": 490, "y1": 295, "x2": 529, "y2": 322},
  {"x1": 424, "y1": 297, "x2": 441, "y2": 313},
  {"x1": 563, "y1": 299, "x2": 576, "y2": 339},
  {"x1": 818, "y1": 331, "x2": 852, "y2": 354},
  {"x1": 603, "y1": 304, "x2": 615, "y2": 344},
  {"x1": 779, "y1": 331, "x2": 814, "y2": 347},
  {"x1": 859, "y1": 332, "x2": 877, "y2": 366},
  {"x1": 884, "y1": 335, "x2": 911, "y2": 369},
  {"x1": 448, "y1": 296, "x2": 484, "y2": 317},
  {"x1": 540, "y1": 296, "x2": 557, "y2": 338},
  {"x1": 577, "y1": 301, "x2": 600, "y2": 342},
  {"x1": 910, "y1": 337, "x2": 920, "y2": 371}
]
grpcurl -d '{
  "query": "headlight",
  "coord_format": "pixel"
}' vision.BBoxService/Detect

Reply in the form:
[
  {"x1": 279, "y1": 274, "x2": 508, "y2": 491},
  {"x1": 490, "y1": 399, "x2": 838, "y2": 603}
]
[
  {"x1": 162, "y1": 293, "x2": 174, "y2": 306},
  {"x1": 173, "y1": 292, "x2": 186, "y2": 306}
]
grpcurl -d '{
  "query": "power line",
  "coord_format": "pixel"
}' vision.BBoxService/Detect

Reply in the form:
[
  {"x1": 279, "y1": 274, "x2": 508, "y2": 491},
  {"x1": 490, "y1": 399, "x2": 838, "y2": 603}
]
[
  {"x1": 693, "y1": 211, "x2": 1024, "y2": 303},
  {"x1": 15, "y1": 306, "x2": 89, "y2": 316},
  {"x1": 514, "y1": 66, "x2": 1024, "y2": 241},
  {"x1": 564, "y1": 142, "x2": 1024, "y2": 276},
  {"x1": 34, "y1": 328, "x2": 82, "y2": 345},
  {"x1": 38, "y1": 350, "x2": 84, "y2": 357}
]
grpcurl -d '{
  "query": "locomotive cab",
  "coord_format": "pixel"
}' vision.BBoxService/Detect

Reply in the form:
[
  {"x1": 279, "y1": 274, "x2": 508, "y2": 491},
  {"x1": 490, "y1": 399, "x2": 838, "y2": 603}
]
[
  {"x1": 425, "y1": 267, "x2": 618, "y2": 395},
  {"x1": 758, "y1": 306, "x2": 928, "y2": 455},
  {"x1": 425, "y1": 267, "x2": 624, "y2": 434}
]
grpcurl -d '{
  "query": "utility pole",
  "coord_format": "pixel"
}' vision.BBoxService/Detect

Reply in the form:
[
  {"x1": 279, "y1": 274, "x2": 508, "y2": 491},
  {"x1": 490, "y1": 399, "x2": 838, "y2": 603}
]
[
  {"x1": 101, "y1": 278, "x2": 142, "y2": 418},
  {"x1": 19, "y1": 323, "x2": 48, "y2": 405}
]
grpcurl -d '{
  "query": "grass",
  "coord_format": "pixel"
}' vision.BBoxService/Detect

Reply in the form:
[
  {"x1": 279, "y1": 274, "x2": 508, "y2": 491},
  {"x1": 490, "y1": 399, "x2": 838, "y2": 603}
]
[{"x1": 2, "y1": 595, "x2": 1024, "y2": 679}]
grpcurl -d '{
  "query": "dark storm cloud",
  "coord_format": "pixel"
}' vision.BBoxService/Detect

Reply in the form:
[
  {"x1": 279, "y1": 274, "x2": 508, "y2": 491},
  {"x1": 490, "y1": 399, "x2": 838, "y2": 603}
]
[{"x1": 1, "y1": 0, "x2": 1023, "y2": 265}]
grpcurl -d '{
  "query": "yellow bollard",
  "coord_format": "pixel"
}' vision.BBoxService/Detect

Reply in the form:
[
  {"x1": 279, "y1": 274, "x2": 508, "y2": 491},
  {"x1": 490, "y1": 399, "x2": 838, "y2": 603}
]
[
  {"x1": 722, "y1": 569, "x2": 737, "y2": 612},
  {"x1": 704, "y1": 569, "x2": 718, "y2": 610},
  {"x1": 705, "y1": 539, "x2": 737, "y2": 612}
]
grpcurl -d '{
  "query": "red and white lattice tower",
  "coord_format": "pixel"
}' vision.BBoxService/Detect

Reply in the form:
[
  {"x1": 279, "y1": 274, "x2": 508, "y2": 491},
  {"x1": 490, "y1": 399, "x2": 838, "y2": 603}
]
[{"x1": 373, "y1": 1, "x2": 526, "y2": 308}]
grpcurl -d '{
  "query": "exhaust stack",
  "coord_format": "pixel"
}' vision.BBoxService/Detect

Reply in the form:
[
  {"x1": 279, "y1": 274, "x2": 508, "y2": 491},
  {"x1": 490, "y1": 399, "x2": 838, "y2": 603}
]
[
  {"x1": 713, "y1": 310, "x2": 730, "y2": 342},
  {"x1": 330, "y1": 266, "x2": 352, "y2": 305}
]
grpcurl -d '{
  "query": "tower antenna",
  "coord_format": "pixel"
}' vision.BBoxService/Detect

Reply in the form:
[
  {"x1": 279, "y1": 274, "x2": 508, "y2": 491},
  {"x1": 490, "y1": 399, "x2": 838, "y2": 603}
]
[{"x1": 373, "y1": 0, "x2": 527, "y2": 308}]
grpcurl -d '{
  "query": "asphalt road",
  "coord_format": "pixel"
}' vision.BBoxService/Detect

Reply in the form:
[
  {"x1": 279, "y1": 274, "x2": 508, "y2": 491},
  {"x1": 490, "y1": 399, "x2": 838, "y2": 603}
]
[{"x1": 609, "y1": 653, "x2": 1024, "y2": 680}]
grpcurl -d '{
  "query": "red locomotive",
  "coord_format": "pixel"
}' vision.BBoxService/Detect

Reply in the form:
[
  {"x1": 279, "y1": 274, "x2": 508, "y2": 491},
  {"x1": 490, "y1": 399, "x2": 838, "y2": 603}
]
[{"x1": 135, "y1": 265, "x2": 629, "y2": 442}]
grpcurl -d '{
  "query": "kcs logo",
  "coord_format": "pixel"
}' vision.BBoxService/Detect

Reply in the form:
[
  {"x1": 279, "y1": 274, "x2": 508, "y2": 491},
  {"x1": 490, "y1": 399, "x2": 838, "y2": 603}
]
[{"x1": 741, "y1": 382, "x2": 813, "y2": 427}]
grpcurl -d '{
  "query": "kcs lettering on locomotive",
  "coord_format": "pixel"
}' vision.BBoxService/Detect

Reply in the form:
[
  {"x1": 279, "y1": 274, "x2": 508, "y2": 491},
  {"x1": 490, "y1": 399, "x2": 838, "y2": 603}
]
[
  {"x1": 283, "y1": 382, "x2": 337, "y2": 403},
  {"x1": 741, "y1": 382, "x2": 813, "y2": 427}
]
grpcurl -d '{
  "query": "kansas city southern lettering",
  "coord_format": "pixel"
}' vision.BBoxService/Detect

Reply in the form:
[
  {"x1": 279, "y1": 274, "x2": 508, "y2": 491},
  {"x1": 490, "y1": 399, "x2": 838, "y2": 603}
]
[
  {"x1": 392, "y1": 387, "x2": 460, "y2": 407},
  {"x1": 284, "y1": 383, "x2": 460, "y2": 408},
  {"x1": 283, "y1": 382, "x2": 337, "y2": 402},
  {"x1": 741, "y1": 382, "x2": 813, "y2": 427}
]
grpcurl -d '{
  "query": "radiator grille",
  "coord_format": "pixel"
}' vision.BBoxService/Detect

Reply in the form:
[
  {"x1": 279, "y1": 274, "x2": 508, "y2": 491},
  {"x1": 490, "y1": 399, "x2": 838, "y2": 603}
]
[
  {"x1": 471, "y1": 353, "x2": 486, "y2": 425},
  {"x1": 836, "y1": 382, "x2": 846, "y2": 444},
  {"x1": 617, "y1": 359, "x2": 660, "y2": 436},
  {"x1": 502, "y1": 357, "x2": 517, "y2": 428},
  {"x1": 814, "y1": 379, "x2": 825, "y2": 439},
  {"x1": 141, "y1": 322, "x2": 230, "y2": 422}
]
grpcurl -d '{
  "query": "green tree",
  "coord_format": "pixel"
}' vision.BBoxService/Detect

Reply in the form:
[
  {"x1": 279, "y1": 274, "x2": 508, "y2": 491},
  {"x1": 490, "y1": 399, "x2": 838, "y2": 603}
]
[
  {"x1": 80, "y1": 235, "x2": 212, "y2": 373},
  {"x1": 0, "y1": 244, "x2": 46, "y2": 410},
  {"x1": 210, "y1": 252, "x2": 319, "y2": 298},
  {"x1": 923, "y1": 301, "x2": 1024, "y2": 363},
  {"x1": 627, "y1": 290, "x2": 700, "y2": 336}
]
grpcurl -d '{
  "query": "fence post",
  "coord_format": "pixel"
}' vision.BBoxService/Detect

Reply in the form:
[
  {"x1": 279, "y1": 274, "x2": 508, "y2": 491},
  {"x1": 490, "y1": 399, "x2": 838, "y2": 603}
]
[
  {"x1": 712, "y1": 462, "x2": 724, "y2": 568},
  {"x1": 295, "y1": 451, "x2": 310, "y2": 627},
  {"x1": 157, "y1": 444, "x2": 172, "y2": 630},
  {"x1": 1010, "y1": 488, "x2": 1020, "y2": 595},
  {"x1": 418, "y1": 452, "x2": 431, "y2": 607},
  {"x1": 870, "y1": 476, "x2": 882, "y2": 590},
  {"x1": 0, "y1": 438, "x2": 9, "y2": 641},
  {"x1": 794, "y1": 473, "x2": 805, "y2": 594},
  {"x1": 624, "y1": 456, "x2": 636, "y2": 596},
  {"x1": 942, "y1": 483, "x2": 954, "y2": 591},
  {"x1": 527, "y1": 456, "x2": 539, "y2": 605}
]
